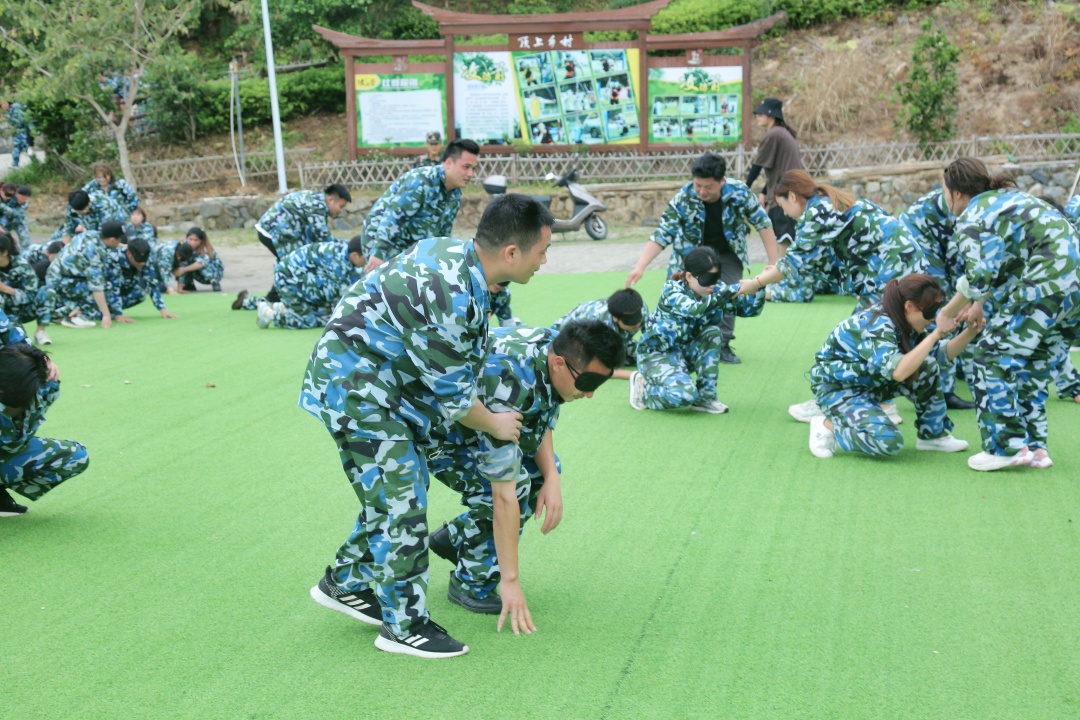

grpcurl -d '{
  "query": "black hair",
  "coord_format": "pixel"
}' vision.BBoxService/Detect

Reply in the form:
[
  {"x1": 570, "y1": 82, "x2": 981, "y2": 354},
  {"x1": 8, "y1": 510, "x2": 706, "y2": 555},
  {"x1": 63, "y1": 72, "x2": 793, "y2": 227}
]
[
  {"x1": 186, "y1": 226, "x2": 207, "y2": 242},
  {"x1": 442, "y1": 138, "x2": 481, "y2": 162},
  {"x1": 46, "y1": 240, "x2": 65, "y2": 255},
  {"x1": 607, "y1": 288, "x2": 643, "y2": 317},
  {"x1": 16, "y1": 185, "x2": 31, "y2": 196},
  {"x1": 347, "y1": 235, "x2": 365, "y2": 255},
  {"x1": 127, "y1": 237, "x2": 151, "y2": 263},
  {"x1": 0, "y1": 232, "x2": 18, "y2": 256},
  {"x1": 175, "y1": 242, "x2": 194, "y2": 265},
  {"x1": 1, "y1": 182, "x2": 16, "y2": 193},
  {"x1": 0, "y1": 343, "x2": 49, "y2": 410},
  {"x1": 880, "y1": 274, "x2": 946, "y2": 356},
  {"x1": 691, "y1": 153, "x2": 727, "y2": 181},
  {"x1": 68, "y1": 189, "x2": 91, "y2": 212},
  {"x1": 100, "y1": 220, "x2": 126, "y2": 240},
  {"x1": 325, "y1": 183, "x2": 353, "y2": 204},
  {"x1": 683, "y1": 246, "x2": 721, "y2": 276},
  {"x1": 551, "y1": 319, "x2": 625, "y2": 373},
  {"x1": 474, "y1": 193, "x2": 554, "y2": 253}
]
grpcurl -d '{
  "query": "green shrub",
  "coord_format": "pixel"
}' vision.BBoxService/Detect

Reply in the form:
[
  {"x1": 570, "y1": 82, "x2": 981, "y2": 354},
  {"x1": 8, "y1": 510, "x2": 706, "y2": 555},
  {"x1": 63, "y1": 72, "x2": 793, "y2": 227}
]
[{"x1": 895, "y1": 17, "x2": 960, "y2": 150}]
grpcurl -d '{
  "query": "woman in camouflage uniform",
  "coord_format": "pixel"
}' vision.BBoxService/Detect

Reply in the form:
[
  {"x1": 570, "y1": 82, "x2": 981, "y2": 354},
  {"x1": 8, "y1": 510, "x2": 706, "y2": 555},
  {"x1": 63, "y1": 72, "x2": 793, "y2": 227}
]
[
  {"x1": 936, "y1": 159, "x2": 1080, "y2": 471},
  {"x1": 807, "y1": 274, "x2": 980, "y2": 460}
]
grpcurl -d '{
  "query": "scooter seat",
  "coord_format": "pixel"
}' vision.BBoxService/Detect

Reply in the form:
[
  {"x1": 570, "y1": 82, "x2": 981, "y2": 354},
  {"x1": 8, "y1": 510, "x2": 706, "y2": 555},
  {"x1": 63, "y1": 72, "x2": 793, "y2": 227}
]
[{"x1": 528, "y1": 195, "x2": 553, "y2": 209}]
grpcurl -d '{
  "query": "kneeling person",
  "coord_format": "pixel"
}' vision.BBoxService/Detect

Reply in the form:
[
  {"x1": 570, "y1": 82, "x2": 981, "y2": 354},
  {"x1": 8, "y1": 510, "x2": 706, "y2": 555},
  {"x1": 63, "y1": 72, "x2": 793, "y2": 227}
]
[
  {"x1": 43, "y1": 220, "x2": 126, "y2": 329},
  {"x1": 255, "y1": 237, "x2": 366, "y2": 329},
  {"x1": 553, "y1": 288, "x2": 646, "y2": 377},
  {"x1": 105, "y1": 237, "x2": 178, "y2": 321}
]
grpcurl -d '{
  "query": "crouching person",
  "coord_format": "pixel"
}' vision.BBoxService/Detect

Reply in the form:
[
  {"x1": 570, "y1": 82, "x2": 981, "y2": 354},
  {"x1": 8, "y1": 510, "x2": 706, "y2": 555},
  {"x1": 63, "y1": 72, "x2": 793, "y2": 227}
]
[
  {"x1": 427, "y1": 320, "x2": 624, "y2": 633},
  {"x1": 0, "y1": 344, "x2": 89, "y2": 517},
  {"x1": 807, "y1": 273, "x2": 982, "y2": 459}
]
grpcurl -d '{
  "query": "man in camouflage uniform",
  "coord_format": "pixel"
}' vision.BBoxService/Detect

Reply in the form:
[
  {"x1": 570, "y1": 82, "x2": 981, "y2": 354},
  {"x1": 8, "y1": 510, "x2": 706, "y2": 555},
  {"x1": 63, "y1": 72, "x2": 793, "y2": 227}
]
[
  {"x1": 413, "y1": 130, "x2": 444, "y2": 169},
  {"x1": 626, "y1": 153, "x2": 777, "y2": 364},
  {"x1": 254, "y1": 184, "x2": 351, "y2": 302},
  {"x1": 302, "y1": 194, "x2": 553, "y2": 659},
  {"x1": 42, "y1": 220, "x2": 127, "y2": 329},
  {"x1": 3, "y1": 185, "x2": 33, "y2": 249},
  {"x1": 253, "y1": 237, "x2": 365, "y2": 330},
  {"x1": 487, "y1": 282, "x2": 522, "y2": 328},
  {"x1": 1, "y1": 101, "x2": 33, "y2": 168},
  {"x1": 55, "y1": 189, "x2": 128, "y2": 244},
  {"x1": 0, "y1": 344, "x2": 90, "y2": 518},
  {"x1": 361, "y1": 138, "x2": 480, "y2": 273},
  {"x1": 937, "y1": 160, "x2": 1080, "y2": 471},
  {"x1": 426, "y1": 321, "x2": 623, "y2": 625},
  {"x1": 146, "y1": 240, "x2": 194, "y2": 296},
  {"x1": 104, "y1": 237, "x2": 177, "y2": 321},
  {"x1": 0, "y1": 231, "x2": 44, "y2": 343},
  {"x1": 552, "y1": 288, "x2": 647, "y2": 377}
]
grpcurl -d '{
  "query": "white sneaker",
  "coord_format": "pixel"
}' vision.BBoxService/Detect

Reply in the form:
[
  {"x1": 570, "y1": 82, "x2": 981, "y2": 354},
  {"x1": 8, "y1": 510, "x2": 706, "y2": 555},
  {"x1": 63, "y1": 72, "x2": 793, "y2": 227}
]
[
  {"x1": 881, "y1": 402, "x2": 903, "y2": 425},
  {"x1": 60, "y1": 314, "x2": 95, "y2": 329},
  {"x1": 967, "y1": 451, "x2": 1033, "y2": 471},
  {"x1": 916, "y1": 434, "x2": 969, "y2": 453},
  {"x1": 691, "y1": 399, "x2": 729, "y2": 414},
  {"x1": 33, "y1": 327, "x2": 52, "y2": 345},
  {"x1": 788, "y1": 399, "x2": 823, "y2": 423},
  {"x1": 255, "y1": 301, "x2": 277, "y2": 329},
  {"x1": 628, "y1": 370, "x2": 646, "y2": 410},
  {"x1": 1030, "y1": 448, "x2": 1054, "y2": 469},
  {"x1": 809, "y1": 415, "x2": 836, "y2": 458}
]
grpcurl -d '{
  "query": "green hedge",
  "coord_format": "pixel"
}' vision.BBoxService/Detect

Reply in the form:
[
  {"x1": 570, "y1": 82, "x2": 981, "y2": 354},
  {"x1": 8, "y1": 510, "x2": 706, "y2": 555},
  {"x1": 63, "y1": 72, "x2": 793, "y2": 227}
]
[{"x1": 653, "y1": 0, "x2": 937, "y2": 35}]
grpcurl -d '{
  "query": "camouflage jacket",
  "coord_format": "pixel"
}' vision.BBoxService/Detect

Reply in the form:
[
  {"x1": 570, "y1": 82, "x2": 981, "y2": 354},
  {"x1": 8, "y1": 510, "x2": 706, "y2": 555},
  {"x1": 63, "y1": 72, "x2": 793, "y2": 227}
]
[
  {"x1": 0, "y1": 378, "x2": 59, "y2": 454},
  {"x1": 5, "y1": 102, "x2": 31, "y2": 133},
  {"x1": 552, "y1": 298, "x2": 648, "y2": 364},
  {"x1": 60, "y1": 191, "x2": 127, "y2": 237},
  {"x1": 953, "y1": 190, "x2": 1080, "y2": 306},
  {"x1": 638, "y1": 279, "x2": 764, "y2": 355},
  {"x1": 82, "y1": 178, "x2": 139, "y2": 215},
  {"x1": 777, "y1": 194, "x2": 926, "y2": 300},
  {"x1": 299, "y1": 236, "x2": 490, "y2": 443},
  {"x1": 1063, "y1": 195, "x2": 1080, "y2": 234},
  {"x1": 275, "y1": 241, "x2": 364, "y2": 306},
  {"x1": 0, "y1": 309, "x2": 28, "y2": 348},
  {"x1": 123, "y1": 221, "x2": 158, "y2": 246},
  {"x1": 148, "y1": 240, "x2": 182, "y2": 291},
  {"x1": 431, "y1": 326, "x2": 560, "y2": 484},
  {"x1": 0, "y1": 254, "x2": 40, "y2": 306},
  {"x1": 488, "y1": 286, "x2": 513, "y2": 323},
  {"x1": 256, "y1": 190, "x2": 339, "y2": 257},
  {"x1": 810, "y1": 305, "x2": 947, "y2": 401},
  {"x1": 48, "y1": 231, "x2": 110, "y2": 292},
  {"x1": 106, "y1": 247, "x2": 165, "y2": 312},
  {"x1": 899, "y1": 188, "x2": 961, "y2": 288},
  {"x1": 191, "y1": 246, "x2": 223, "y2": 279},
  {"x1": 650, "y1": 179, "x2": 772, "y2": 273},
  {"x1": 361, "y1": 165, "x2": 461, "y2": 263},
  {"x1": 0, "y1": 196, "x2": 25, "y2": 235}
]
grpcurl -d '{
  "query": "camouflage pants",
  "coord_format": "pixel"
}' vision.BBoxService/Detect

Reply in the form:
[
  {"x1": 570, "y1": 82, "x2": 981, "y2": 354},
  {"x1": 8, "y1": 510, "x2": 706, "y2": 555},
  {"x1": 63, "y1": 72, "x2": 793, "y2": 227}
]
[
  {"x1": 638, "y1": 326, "x2": 723, "y2": 409},
  {"x1": 970, "y1": 295, "x2": 1078, "y2": 455},
  {"x1": 329, "y1": 431, "x2": 431, "y2": 635},
  {"x1": 429, "y1": 448, "x2": 559, "y2": 599},
  {"x1": 3, "y1": 289, "x2": 47, "y2": 325},
  {"x1": 1, "y1": 437, "x2": 90, "y2": 501},
  {"x1": 1052, "y1": 335, "x2": 1080, "y2": 400},
  {"x1": 816, "y1": 363, "x2": 952, "y2": 457},
  {"x1": 768, "y1": 268, "x2": 836, "y2": 304},
  {"x1": 178, "y1": 266, "x2": 222, "y2": 286},
  {"x1": 239, "y1": 294, "x2": 262, "y2": 311},
  {"x1": 45, "y1": 277, "x2": 99, "y2": 323},
  {"x1": 274, "y1": 299, "x2": 331, "y2": 330},
  {"x1": 11, "y1": 132, "x2": 29, "y2": 167}
]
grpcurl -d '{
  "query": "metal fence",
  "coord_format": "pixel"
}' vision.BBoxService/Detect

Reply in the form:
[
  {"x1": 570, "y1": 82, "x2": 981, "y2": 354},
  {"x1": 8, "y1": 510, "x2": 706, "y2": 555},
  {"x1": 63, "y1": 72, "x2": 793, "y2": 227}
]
[{"x1": 130, "y1": 134, "x2": 1080, "y2": 192}]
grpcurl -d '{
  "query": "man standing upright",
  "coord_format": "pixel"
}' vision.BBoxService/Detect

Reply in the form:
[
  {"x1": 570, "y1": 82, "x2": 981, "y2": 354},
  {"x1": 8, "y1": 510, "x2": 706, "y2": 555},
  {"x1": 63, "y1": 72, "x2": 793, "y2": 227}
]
[
  {"x1": 413, "y1": 131, "x2": 444, "y2": 169},
  {"x1": 302, "y1": 194, "x2": 553, "y2": 659},
  {"x1": 1, "y1": 101, "x2": 34, "y2": 168},
  {"x1": 361, "y1": 138, "x2": 480, "y2": 273},
  {"x1": 626, "y1": 152, "x2": 777, "y2": 364}
]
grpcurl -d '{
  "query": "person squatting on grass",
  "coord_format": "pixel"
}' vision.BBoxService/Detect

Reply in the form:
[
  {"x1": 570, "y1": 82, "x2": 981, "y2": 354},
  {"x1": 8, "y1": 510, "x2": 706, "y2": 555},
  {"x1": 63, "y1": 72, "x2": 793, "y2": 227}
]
[
  {"x1": 0, "y1": 344, "x2": 89, "y2": 518},
  {"x1": 426, "y1": 321, "x2": 623, "y2": 627},
  {"x1": 252, "y1": 184, "x2": 352, "y2": 303},
  {"x1": 935, "y1": 158, "x2": 1080, "y2": 472},
  {"x1": 175, "y1": 227, "x2": 223, "y2": 293},
  {"x1": 551, "y1": 288, "x2": 647, "y2": 379},
  {"x1": 301, "y1": 194, "x2": 552, "y2": 659},
  {"x1": 41, "y1": 220, "x2": 127, "y2": 330},
  {"x1": 0, "y1": 231, "x2": 43, "y2": 337},
  {"x1": 806, "y1": 274, "x2": 981, "y2": 460},
  {"x1": 360, "y1": 138, "x2": 480, "y2": 274},
  {"x1": 249, "y1": 237, "x2": 366, "y2": 330},
  {"x1": 629, "y1": 246, "x2": 765, "y2": 415},
  {"x1": 104, "y1": 237, "x2": 178, "y2": 322},
  {"x1": 626, "y1": 152, "x2": 778, "y2": 365},
  {"x1": 148, "y1": 239, "x2": 195, "y2": 297}
]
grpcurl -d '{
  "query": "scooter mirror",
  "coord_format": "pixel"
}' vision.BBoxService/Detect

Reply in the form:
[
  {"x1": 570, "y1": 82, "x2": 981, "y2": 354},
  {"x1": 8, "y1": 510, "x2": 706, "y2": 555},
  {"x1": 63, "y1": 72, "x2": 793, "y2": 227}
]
[
  {"x1": 544, "y1": 172, "x2": 558, "y2": 182},
  {"x1": 482, "y1": 175, "x2": 508, "y2": 196}
]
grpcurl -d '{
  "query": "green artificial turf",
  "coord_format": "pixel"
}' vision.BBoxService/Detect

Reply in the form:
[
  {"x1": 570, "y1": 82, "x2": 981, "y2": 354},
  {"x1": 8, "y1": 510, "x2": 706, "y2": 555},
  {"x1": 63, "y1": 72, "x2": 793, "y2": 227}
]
[{"x1": 2, "y1": 268, "x2": 1079, "y2": 719}]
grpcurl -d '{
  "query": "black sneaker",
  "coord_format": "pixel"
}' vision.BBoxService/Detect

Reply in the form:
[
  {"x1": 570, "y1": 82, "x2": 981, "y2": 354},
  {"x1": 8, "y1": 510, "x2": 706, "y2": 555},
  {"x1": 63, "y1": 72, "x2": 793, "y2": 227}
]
[
  {"x1": 182, "y1": 279, "x2": 196, "y2": 292},
  {"x1": 309, "y1": 566, "x2": 382, "y2": 626},
  {"x1": 231, "y1": 290, "x2": 248, "y2": 310},
  {"x1": 211, "y1": 281, "x2": 222, "y2": 292},
  {"x1": 428, "y1": 522, "x2": 457, "y2": 562},
  {"x1": 374, "y1": 619, "x2": 469, "y2": 658},
  {"x1": 448, "y1": 583, "x2": 502, "y2": 615},
  {"x1": 720, "y1": 346, "x2": 742, "y2": 364},
  {"x1": 945, "y1": 392, "x2": 977, "y2": 410},
  {"x1": 0, "y1": 489, "x2": 28, "y2": 517}
]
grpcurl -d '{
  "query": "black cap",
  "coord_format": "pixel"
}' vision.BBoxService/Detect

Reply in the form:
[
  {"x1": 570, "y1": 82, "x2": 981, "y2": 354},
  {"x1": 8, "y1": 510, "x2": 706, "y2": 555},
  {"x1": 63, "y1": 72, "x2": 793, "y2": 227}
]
[
  {"x1": 752, "y1": 98, "x2": 785, "y2": 122},
  {"x1": 100, "y1": 219, "x2": 127, "y2": 240}
]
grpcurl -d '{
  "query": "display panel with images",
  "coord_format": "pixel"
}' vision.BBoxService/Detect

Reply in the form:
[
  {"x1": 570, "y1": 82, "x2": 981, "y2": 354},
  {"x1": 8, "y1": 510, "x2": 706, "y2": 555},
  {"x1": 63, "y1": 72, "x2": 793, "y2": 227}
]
[
  {"x1": 646, "y1": 66, "x2": 743, "y2": 145},
  {"x1": 355, "y1": 73, "x2": 446, "y2": 149}
]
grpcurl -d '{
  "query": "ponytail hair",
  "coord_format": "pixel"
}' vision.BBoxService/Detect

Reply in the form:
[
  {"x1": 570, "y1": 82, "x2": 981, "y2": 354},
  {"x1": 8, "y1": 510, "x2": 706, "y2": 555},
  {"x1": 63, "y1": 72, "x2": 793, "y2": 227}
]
[
  {"x1": 942, "y1": 157, "x2": 1015, "y2": 197},
  {"x1": 773, "y1": 169, "x2": 856, "y2": 213},
  {"x1": 880, "y1": 273, "x2": 946, "y2": 356},
  {"x1": 774, "y1": 118, "x2": 797, "y2": 140}
]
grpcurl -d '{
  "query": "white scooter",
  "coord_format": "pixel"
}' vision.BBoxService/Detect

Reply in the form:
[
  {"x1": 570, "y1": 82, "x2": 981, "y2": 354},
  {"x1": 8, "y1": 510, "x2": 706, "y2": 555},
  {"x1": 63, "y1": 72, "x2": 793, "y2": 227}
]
[{"x1": 482, "y1": 167, "x2": 609, "y2": 240}]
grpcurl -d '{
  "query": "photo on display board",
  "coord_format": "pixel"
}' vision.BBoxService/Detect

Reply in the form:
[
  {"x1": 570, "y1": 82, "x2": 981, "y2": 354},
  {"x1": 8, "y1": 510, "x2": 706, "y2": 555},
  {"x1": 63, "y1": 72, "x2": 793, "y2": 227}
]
[
  {"x1": 603, "y1": 107, "x2": 639, "y2": 141},
  {"x1": 597, "y1": 73, "x2": 633, "y2": 107},
  {"x1": 564, "y1": 112, "x2": 605, "y2": 143},
  {"x1": 522, "y1": 86, "x2": 561, "y2": 121},
  {"x1": 516, "y1": 54, "x2": 554, "y2": 87},
  {"x1": 529, "y1": 118, "x2": 564, "y2": 144},
  {"x1": 557, "y1": 81, "x2": 598, "y2": 114},
  {"x1": 556, "y1": 51, "x2": 591, "y2": 83},
  {"x1": 646, "y1": 66, "x2": 743, "y2": 144},
  {"x1": 589, "y1": 50, "x2": 627, "y2": 75}
]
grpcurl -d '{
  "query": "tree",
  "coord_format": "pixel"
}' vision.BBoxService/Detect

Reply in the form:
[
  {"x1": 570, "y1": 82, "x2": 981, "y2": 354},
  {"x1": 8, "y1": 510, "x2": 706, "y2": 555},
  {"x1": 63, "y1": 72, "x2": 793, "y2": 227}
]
[
  {"x1": 0, "y1": 0, "x2": 201, "y2": 189},
  {"x1": 895, "y1": 18, "x2": 961, "y2": 152}
]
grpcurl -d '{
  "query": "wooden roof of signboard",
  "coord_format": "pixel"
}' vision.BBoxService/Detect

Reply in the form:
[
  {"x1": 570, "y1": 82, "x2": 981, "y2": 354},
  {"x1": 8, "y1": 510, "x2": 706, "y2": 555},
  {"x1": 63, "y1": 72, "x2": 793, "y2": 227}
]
[{"x1": 410, "y1": 0, "x2": 674, "y2": 34}]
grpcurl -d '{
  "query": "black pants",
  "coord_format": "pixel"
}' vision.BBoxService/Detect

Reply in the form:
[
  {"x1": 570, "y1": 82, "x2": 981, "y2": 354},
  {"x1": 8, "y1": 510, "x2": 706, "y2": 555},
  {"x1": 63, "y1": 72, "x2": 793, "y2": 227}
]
[
  {"x1": 257, "y1": 229, "x2": 281, "y2": 302},
  {"x1": 716, "y1": 251, "x2": 742, "y2": 344},
  {"x1": 768, "y1": 205, "x2": 796, "y2": 245}
]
